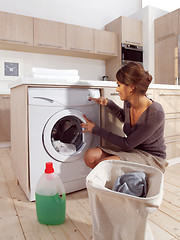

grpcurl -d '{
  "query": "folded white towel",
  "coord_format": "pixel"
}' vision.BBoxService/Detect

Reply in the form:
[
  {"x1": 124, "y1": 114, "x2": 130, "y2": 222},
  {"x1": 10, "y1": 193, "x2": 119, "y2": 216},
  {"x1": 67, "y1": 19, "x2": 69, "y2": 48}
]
[
  {"x1": 32, "y1": 67, "x2": 79, "y2": 76},
  {"x1": 33, "y1": 74, "x2": 80, "y2": 80}
]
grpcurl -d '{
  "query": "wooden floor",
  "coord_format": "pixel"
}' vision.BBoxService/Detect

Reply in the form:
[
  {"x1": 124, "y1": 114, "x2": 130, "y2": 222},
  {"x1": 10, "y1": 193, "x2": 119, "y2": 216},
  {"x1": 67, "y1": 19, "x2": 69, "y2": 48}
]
[{"x1": 0, "y1": 147, "x2": 179, "y2": 240}]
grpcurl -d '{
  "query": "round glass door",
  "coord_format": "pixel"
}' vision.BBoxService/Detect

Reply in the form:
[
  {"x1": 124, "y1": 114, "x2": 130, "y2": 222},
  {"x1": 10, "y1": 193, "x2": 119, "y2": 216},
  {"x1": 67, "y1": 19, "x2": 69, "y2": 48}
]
[{"x1": 43, "y1": 109, "x2": 92, "y2": 162}]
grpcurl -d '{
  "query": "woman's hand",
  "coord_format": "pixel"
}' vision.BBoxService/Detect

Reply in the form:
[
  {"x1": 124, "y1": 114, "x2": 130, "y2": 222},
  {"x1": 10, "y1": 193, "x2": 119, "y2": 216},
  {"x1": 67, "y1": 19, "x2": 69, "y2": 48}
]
[
  {"x1": 81, "y1": 115, "x2": 96, "y2": 133},
  {"x1": 89, "y1": 97, "x2": 108, "y2": 106}
]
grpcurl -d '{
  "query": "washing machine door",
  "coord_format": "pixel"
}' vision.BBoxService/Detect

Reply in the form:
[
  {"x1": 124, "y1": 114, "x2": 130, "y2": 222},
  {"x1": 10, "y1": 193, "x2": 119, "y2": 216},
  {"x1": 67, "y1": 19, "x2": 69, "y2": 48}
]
[{"x1": 43, "y1": 109, "x2": 92, "y2": 162}]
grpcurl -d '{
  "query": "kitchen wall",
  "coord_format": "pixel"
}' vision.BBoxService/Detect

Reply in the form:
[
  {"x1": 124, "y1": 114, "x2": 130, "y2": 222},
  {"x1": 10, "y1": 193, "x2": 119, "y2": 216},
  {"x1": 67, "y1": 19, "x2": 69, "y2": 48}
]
[
  {"x1": 0, "y1": 0, "x2": 141, "y2": 93},
  {"x1": 130, "y1": 5, "x2": 167, "y2": 82}
]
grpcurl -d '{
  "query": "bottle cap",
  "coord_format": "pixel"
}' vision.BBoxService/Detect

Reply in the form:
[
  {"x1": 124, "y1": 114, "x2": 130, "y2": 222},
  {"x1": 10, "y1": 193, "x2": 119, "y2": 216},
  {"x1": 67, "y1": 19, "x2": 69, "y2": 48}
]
[{"x1": 45, "y1": 162, "x2": 54, "y2": 174}]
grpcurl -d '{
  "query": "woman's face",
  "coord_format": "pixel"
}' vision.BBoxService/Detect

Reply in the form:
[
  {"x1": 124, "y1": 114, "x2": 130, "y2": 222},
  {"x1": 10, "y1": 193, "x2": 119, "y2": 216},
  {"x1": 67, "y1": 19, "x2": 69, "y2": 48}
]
[{"x1": 116, "y1": 81, "x2": 133, "y2": 101}]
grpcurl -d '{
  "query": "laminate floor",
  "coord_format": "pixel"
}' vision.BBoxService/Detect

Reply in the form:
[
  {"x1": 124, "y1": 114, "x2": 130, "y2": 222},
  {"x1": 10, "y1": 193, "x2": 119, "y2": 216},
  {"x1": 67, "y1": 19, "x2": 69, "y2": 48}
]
[{"x1": 0, "y1": 147, "x2": 179, "y2": 240}]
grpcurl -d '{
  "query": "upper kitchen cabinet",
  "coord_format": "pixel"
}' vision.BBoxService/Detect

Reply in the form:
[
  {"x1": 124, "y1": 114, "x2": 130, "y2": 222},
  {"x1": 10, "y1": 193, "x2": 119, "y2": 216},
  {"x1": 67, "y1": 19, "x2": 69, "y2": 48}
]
[
  {"x1": 66, "y1": 24, "x2": 93, "y2": 53},
  {"x1": 105, "y1": 16, "x2": 143, "y2": 46},
  {"x1": 34, "y1": 18, "x2": 66, "y2": 49},
  {"x1": 0, "y1": 11, "x2": 33, "y2": 46},
  {"x1": 105, "y1": 16, "x2": 142, "y2": 80},
  {"x1": 154, "y1": 9, "x2": 179, "y2": 41},
  {"x1": 121, "y1": 17, "x2": 143, "y2": 46},
  {"x1": 154, "y1": 8, "x2": 179, "y2": 85},
  {"x1": 93, "y1": 29, "x2": 117, "y2": 56},
  {"x1": 155, "y1": 35, "x2": 178, "y2": 84}
]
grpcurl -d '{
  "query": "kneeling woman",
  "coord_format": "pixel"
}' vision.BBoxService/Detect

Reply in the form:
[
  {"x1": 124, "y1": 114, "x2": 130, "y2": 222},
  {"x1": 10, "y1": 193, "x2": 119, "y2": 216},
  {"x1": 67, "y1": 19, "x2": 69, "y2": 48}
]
[{"x1": 81, "y1": 62, "x2": 168, "y2": 173}]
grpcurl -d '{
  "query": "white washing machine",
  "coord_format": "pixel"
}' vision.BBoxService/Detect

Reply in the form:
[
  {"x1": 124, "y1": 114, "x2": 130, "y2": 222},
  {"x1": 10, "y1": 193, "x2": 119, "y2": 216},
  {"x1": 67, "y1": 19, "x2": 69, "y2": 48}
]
[{"x1": 28, "y1": 87, "x2": 100, "y2": 201}]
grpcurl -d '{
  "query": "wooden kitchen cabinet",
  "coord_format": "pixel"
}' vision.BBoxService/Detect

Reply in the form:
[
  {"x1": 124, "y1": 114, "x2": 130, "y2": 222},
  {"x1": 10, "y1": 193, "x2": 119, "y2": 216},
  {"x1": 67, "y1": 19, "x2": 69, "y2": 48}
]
[
  {"x1": 121, "y1": 17, "x2": 143, "y2": 46},
  {"x1": 0, "y1": 11, "x2": 117, "y2": 60},
  {"x1": 155, "y1": 35, "x2": 178, "y2": 84},
  {"x1": 105, "y1": 16, "x2": 143, "y2": 46},
  {"x1": 66, "y1": 24, "x2": 94, "y2": 53},
  {"x1": 105, "y1": 16, "x2": 143, "y2": 81},
  {"x1": 155, "y1": 89, "x2": 180, "y2": 159},
  {"x1": 154, "y1": 9, "x2": 179, "y2": 41},
  {"x1": 93, "y1": 29, "x2": 117, "y2": 56},
  {"x1": 0, "y1": 11, "x2": 33, "y2": 46},
  {"x1": 34, "y1": 18, "x2": 66, "y2": 49},
  {"x1": 101, "y1": 88, "x2": 124, "y2": 148},
  {"x1": 0, "y1": 94, "x2": 10, "y2": 142}
]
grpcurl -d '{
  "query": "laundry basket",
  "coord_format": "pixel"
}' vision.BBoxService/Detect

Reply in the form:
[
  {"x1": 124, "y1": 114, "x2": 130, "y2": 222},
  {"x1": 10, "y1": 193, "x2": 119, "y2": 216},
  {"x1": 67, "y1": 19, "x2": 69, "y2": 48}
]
[{"x1": 86, "y1": 160, "x2": 164, "y2": 240}]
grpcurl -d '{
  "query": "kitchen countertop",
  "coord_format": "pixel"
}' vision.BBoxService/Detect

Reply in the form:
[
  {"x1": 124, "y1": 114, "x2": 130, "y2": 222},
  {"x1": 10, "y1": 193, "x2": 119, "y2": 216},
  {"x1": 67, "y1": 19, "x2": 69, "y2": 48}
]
[
  {"x1": 8, "y1": 77, "x2": 117, "y2": 89},
  {"x1": 5, "y1": 77, "x2": 180, "y2": 92}
]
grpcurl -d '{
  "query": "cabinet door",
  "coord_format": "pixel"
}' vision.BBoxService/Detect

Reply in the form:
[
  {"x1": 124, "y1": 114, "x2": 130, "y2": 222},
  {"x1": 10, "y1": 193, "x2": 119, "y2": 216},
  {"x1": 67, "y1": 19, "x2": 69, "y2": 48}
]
[
  {"x1": 101, "y1": 88, "x2": 124, "y2": 148},
  {"x1": 34, "y1": 18, "x2": 65, "y2": 49},
  {"x1": 155, "y1": 35, "x2": 178, "y2": 84},
  {"x1": 0, "y1": 95, "x2": 10, "y2": 142},
  {"x1": 0, "y1": 11, "x2": 33, "y2": 45},
  {"x1": 94, "y1": 29, "x2": 117, "y2": 56},
  {"x1": 66, "y1": 24, "x2": 93, "y2": 53},
  {"x1": 121, "y1": 17, "x2": 143, "y2": 46},
  {"x1": 154, "y1": 9, "x2": 178, "y2": 41}
]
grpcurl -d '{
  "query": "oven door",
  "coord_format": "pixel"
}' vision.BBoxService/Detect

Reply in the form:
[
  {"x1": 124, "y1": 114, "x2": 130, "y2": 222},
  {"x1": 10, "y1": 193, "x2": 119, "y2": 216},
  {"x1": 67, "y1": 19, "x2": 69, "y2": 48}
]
[{"x1": 122, "y1": 43, "x2": 143, "y2": 66}]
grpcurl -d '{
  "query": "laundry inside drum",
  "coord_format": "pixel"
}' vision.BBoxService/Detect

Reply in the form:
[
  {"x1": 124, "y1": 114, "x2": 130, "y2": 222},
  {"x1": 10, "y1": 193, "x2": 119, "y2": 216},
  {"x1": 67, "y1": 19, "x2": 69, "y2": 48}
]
[{"x1": 51, "y1": 116, "x2": 83, "y2": 153}]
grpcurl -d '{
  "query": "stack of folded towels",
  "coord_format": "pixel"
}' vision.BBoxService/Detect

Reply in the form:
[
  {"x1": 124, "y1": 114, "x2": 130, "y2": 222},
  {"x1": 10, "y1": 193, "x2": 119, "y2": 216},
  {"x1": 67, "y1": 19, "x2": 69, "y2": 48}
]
[{"x1": 32, "y1": 67, "x2": 80, "y2": 80}]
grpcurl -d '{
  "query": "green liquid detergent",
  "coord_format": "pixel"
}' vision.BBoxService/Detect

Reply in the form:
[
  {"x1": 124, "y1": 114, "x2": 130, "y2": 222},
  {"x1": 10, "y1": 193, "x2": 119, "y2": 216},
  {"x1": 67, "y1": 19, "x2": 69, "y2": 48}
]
[
  {"x1": 36, "y1": 192, "x2": 66, "y2": 225},
  {"x1": 35, "y1": 162, "x2": 66, "y2": 225}
]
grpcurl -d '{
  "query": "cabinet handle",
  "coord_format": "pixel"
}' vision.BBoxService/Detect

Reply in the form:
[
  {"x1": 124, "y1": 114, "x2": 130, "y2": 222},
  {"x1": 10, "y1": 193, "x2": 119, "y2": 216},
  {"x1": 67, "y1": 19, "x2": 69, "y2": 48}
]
[
  {"x1": 165, "y1": 139, "x2": 180, "y2": 144},
  {"x1": 0, "y1": 38, "x2": 29, "y2": 44},
  {"x1": 2, "y1": 96, "x2": 10, "y2": 99},
  {"x1": 37, "y1": 43, "x2": 63, "y2": 48},
  {"x1": 157, "y1": 33, "x2": 175, "y2": 41},
  {"x1": 165, "y1": 116, "x2": 180, "y2": 120},
  {"x1": 125, "y1": 40, "x2": 141, "y2": 45},
  {"x1": 70, "y1": 47, "x2": 91, "y2": 52},
  {"x1": 110, "y1": 92, "x2": 119, "y2": 96},
  {"x1": 98, "y1": 50, "x2": 116, "y2": 55},
  {"x1": 159, "y1": 93, "x2": 180, "y2": 96}
]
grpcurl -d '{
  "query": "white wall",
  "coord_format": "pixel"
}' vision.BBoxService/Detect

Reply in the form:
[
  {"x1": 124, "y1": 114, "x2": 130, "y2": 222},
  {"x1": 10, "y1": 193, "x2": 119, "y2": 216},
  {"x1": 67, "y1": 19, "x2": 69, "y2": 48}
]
[
  {"x1": 0, "y1": 0, "x2": 141, "y2": 29},
  {"x1": 0, "y1": 0, "x2": 141, "y2": 93},
  {"x1": 130, "y1": 6, "x2": 168, "y2": 82}
]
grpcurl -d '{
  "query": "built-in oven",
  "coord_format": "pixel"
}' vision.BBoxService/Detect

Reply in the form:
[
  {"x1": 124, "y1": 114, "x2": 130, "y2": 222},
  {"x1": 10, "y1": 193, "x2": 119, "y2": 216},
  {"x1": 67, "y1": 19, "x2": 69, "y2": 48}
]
[{"x1": 122, "y1": 43, "x2": 143, "y2": 66}]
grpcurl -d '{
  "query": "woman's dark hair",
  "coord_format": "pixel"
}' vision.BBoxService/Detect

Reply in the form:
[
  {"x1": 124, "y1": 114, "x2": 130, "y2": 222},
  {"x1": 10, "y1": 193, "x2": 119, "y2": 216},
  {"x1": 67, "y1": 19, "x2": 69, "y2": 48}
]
[{"x1": 116, "y1": 62, "x2": 152, "y2": 95}]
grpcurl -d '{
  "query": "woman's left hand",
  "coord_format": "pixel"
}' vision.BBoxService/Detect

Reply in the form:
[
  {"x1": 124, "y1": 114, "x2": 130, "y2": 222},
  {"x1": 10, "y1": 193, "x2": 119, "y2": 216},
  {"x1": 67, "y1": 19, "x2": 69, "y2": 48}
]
[{"x1": 81, "y1": 115, "x2": 96, "y2": 133}]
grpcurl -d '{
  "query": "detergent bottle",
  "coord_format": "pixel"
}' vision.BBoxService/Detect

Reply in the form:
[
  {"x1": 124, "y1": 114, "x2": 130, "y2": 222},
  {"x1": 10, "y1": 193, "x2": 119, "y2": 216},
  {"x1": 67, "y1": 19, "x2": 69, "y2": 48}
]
[{"x1": 35, "y1": 162, "x2": 66, "y2": 225}]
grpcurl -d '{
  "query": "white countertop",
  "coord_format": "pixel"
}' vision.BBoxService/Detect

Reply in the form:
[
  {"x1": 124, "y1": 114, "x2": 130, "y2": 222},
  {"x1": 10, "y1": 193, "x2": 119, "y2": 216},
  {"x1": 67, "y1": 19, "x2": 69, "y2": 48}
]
[
  {"x1": 8, "y1": 77, "x2": 117, "y2": 89},
  {"x1": 4, "y1": 77, "x2": 180, "y2": 93}
]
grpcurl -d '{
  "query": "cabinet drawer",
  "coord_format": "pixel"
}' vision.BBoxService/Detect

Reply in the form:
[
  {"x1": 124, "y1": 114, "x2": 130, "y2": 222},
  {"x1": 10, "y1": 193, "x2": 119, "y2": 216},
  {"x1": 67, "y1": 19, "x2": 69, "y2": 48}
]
[
  {"x1": 154, "y1": 89, "x2": 180, "y2": 113},
  {"x1": 165, "y1": 136, "x2": 180, "y2": 159},
  {"x1": 102, "y1": 88, "x2": 123, "y2": 107},
  {"x1": 164, "y1": 113, "x2": 180, "y2": 138}
]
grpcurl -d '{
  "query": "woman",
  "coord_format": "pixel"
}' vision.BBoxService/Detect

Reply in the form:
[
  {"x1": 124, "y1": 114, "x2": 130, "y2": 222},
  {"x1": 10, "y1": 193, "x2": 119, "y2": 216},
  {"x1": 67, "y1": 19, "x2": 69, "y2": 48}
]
[{"x1": 81, "y1": 62, "x2": 168, "y2": 173}]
